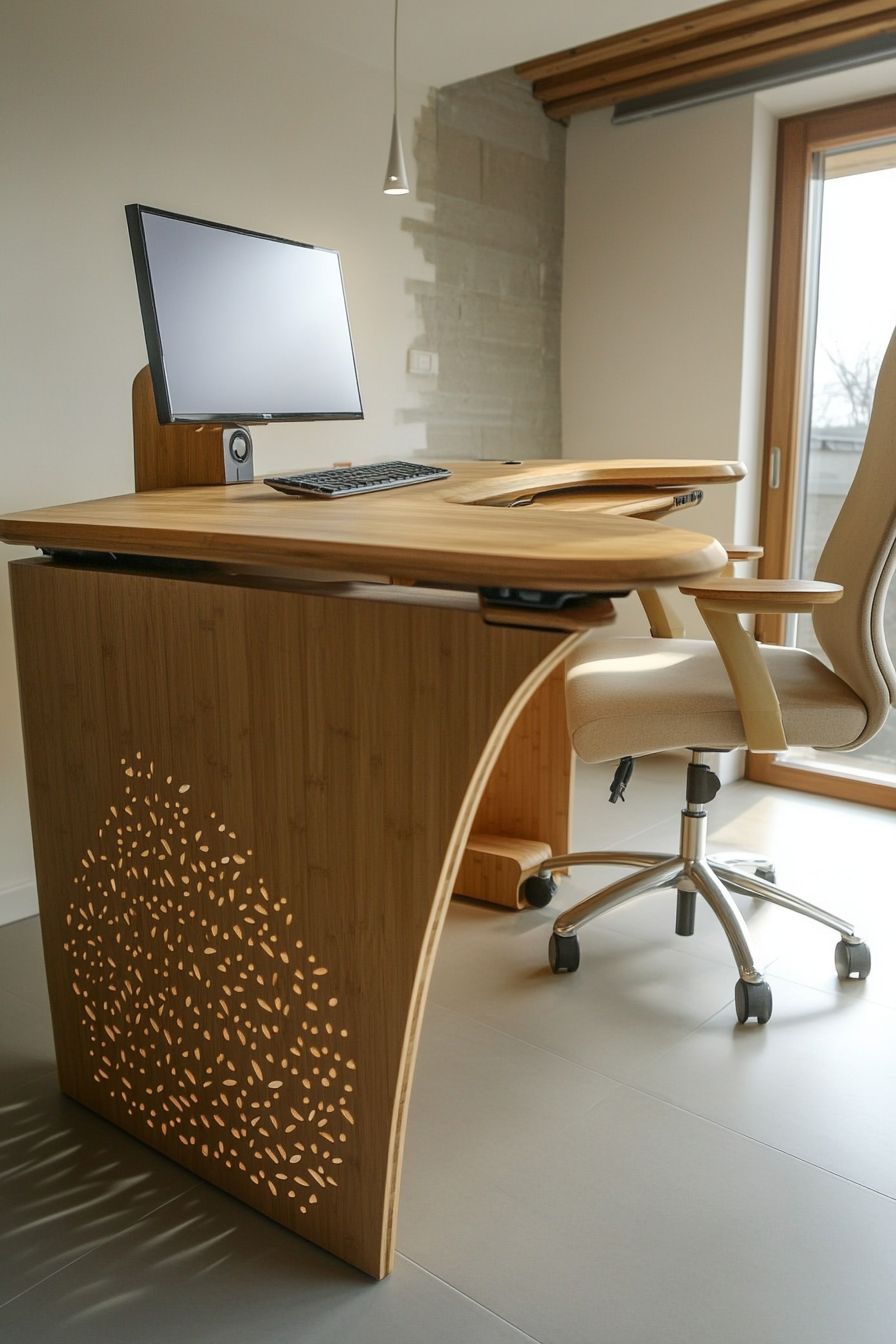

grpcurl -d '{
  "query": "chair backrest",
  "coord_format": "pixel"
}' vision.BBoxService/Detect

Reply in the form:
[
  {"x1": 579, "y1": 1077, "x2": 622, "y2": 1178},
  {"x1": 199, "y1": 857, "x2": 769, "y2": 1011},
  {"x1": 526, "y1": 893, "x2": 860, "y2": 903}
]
[{"x1": 813, "y1": 324, "x2": 896, "y2": 744}]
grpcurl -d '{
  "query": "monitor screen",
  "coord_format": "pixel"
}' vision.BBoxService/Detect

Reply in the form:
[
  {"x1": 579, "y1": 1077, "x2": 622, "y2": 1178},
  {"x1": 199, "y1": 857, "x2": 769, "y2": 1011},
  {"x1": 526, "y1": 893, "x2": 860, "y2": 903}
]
[{"x1": 126, "y1": 205, "x2": 364, "y2": 425}]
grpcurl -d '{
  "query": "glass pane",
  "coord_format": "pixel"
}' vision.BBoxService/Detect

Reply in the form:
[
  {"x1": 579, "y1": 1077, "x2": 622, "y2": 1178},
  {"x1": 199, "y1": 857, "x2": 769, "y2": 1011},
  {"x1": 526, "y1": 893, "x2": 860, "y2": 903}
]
[{"x1": 789, "y1": 155, "x2": 896, "y2": 782}]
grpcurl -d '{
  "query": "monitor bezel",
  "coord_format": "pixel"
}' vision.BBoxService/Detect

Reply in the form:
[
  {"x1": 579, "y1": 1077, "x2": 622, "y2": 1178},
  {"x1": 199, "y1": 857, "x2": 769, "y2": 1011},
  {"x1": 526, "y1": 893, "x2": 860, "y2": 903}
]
[{"x1": 126, "y1": 204, "x2": 364, "y2": 426}]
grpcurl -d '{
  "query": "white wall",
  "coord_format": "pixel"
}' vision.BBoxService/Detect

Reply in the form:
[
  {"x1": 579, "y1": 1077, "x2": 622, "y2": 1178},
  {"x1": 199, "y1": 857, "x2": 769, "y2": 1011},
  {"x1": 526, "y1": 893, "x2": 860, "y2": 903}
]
[
  {"x1": 0, "y1": 0, "x2": 433, "y2": 920},
  {"x1": 561, "y1": 94, "x2": 778, "y2": 640}
]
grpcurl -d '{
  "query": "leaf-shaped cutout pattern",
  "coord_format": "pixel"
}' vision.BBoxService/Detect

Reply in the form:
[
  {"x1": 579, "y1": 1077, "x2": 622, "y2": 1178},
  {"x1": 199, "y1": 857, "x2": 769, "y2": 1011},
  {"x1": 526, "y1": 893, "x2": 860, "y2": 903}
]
[{"x1": 63, "y1": 754, "x2": 356, "y2": 1215}]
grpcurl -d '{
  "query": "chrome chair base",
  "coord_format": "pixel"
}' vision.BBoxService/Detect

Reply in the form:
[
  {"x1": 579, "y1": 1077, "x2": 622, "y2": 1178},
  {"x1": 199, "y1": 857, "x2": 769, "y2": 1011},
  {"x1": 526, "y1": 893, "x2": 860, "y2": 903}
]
[{"x1": 538, "y1": 752, "x2": 870, "y2": 1023}]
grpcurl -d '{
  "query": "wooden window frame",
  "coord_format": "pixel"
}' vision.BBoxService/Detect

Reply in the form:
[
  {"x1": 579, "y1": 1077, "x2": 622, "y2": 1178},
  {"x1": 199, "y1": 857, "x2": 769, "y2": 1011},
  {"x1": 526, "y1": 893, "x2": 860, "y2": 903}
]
[{"x1": 748, "y1": 91, "x2": 896, "y2": 809}]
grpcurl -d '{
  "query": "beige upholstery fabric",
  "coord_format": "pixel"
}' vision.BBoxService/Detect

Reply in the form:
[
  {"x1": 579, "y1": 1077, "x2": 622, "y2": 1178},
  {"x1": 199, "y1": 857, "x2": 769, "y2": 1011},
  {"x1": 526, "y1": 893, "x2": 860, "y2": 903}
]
[
  {"x1": 813, "y1": 324, "x2": 896, "y2": 745},
  {"x1": 566, "y1": 636, "x2": 867, "y2": 765}
]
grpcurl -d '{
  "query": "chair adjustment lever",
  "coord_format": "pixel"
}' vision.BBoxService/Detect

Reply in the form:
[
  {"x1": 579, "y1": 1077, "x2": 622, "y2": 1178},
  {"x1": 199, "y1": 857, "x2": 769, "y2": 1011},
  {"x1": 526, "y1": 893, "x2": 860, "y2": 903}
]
[
  {"x1": 609, "y1": 756, "x2": 635, "y2": 803},
  {"x1": 686, "y1": 761, "x2": 721, "y2": 807}
]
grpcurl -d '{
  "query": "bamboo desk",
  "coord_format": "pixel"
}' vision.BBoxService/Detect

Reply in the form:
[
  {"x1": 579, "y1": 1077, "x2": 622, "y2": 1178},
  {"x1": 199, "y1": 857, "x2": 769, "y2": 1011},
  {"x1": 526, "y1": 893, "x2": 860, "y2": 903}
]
[{"x1": 0, "y1": 459, "x2": 738, "y2": 1278}]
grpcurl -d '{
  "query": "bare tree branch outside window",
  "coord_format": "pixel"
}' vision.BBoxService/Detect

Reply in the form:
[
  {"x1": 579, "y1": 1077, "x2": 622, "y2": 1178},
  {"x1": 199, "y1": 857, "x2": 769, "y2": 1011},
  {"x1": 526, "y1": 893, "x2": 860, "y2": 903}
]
[{"x1": 816, "y1": 343, "x2": 882, "y2": 427}]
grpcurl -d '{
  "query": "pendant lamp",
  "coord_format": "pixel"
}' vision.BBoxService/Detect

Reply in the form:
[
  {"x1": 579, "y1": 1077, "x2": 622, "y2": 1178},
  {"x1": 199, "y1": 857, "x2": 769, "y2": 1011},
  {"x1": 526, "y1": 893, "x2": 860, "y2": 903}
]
[{"x1": 383, "y1": 0, "x2": 409, "y2": 194}]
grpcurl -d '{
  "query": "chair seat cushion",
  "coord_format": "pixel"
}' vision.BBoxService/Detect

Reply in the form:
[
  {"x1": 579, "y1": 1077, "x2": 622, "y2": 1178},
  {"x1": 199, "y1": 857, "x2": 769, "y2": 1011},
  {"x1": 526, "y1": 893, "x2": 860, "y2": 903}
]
[{"x1": 565, "y1": 635, "x2": 868, "y2": 764}]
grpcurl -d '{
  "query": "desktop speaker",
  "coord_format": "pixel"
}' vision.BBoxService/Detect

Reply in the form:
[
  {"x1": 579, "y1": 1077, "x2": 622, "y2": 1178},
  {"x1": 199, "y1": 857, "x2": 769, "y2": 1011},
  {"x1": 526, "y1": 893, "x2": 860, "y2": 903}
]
[{"x1": 223, "y1": 426, "x2": 254, "y2": 484}]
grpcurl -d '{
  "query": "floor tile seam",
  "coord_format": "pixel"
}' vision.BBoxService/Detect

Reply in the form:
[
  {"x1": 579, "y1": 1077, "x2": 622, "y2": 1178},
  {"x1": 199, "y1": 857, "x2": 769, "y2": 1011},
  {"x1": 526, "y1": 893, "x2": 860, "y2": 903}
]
[
  {"x1": 555, "y1": 920, "x2": 896, "y2": 1014},
  {"x1": 763, "y1": 965, "x2": 896, "y2": 1015},
  {"x1": 547, "y1": 908, "x2": 761, "y2": 978},
  {"x1": 0, "y1": 1066, "x2": 59, "y2": 1105},
  {"x1": 425, "y1": 988, "x2": 786, "y2": 1102},
  {"x1": 551, "y1": 907, "x2": 892, "y2": 995},
  {"x1": 394, "y1": 1252, "x2": 546, "y2": 1343},
  {"x1": 602, "y1": 963, "x2": 896, "y2": 1087},
  {"x1": 568, "y1": 814, "x2": 681, "y2": 853},
  {"x1": 422, "y1": 996, "x2": 627, "y2": 1091},
  {"x1": 550, "y1": 882, "x2": 795, "y2": 975},
  {"x1": 612, "y1": 1078, "x2": 896, "y2": 1203},
  {"x1": 602, "y1": 988, "x2": 741, "y2": 1082},
  {"x1": 0, "y1": 984, "x2": 51, "y2": 1013},
  {"x1": 0, "y1": 1183, "x2": 200, "y2": 1314},
  {"x1": 0, "y1": 915, "x2": 40, "y2": 933},
  {"x1": 584, "y1": 918, "x2": 747, "y2": 971},
  {"x1": 661, "y1": 938, "x2": 778, "y2": 976}
]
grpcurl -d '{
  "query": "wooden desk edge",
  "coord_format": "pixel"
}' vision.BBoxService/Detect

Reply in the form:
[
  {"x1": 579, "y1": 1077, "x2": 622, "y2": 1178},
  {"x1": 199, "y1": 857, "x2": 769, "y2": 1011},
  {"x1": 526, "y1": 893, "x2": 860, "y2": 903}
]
[{"x1": 0, "y1": 469, "x2": 735, "y2": 592}]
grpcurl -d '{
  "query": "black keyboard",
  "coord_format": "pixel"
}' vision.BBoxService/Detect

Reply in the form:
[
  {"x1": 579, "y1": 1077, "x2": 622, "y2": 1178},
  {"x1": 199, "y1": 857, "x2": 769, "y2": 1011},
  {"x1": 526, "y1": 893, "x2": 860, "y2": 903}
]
[{"x1": 264, "y1": 461, "x2": 451, "y2": 498}]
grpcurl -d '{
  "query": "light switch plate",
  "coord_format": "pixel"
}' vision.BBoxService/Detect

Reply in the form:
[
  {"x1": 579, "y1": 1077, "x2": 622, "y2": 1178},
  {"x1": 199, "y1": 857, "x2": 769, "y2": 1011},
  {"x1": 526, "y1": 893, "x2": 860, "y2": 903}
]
[{"x1": 407, "y1": 349, "x2": 439, "y2": 375}]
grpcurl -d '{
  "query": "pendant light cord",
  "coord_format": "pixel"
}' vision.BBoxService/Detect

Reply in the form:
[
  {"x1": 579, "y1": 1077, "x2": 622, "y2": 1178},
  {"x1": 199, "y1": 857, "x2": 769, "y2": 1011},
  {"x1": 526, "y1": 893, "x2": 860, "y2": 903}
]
[{"x1": 393, "y1": 0, "x2": 399, "y2": 114}]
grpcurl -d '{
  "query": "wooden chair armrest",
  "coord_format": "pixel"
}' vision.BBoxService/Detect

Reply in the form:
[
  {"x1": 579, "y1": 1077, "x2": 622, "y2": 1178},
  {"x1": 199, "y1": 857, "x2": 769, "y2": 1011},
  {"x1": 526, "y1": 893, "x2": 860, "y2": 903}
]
[
  {"x1": 723, "y1": 545, "x2": 764, "y2": 562},
  {"x1": 679, "y1": 578, "x2": 842, "y2": 615},
  {"x1": 640, "y1": 550, "x2": 767, "y2": 635},
  {"x1": 692, "y1": 606, "x2": 787, "y2": 752},
  {"x1": 678, "y1": 580, "x2": 838, "y2": 752},
  {"x1": 637, "y1": 589, "x2": 686, "y2": 639},
  {"x1": 719, "y1": 543, "x2": 763, "y2": 578}
]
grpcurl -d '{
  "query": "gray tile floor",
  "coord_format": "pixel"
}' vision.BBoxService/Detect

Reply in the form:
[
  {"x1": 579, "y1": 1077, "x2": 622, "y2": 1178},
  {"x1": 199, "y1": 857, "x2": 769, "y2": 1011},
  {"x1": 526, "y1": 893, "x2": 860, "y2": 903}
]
[{"x1": 2, "y1": 754, "x2": 895, "y2": 1342}]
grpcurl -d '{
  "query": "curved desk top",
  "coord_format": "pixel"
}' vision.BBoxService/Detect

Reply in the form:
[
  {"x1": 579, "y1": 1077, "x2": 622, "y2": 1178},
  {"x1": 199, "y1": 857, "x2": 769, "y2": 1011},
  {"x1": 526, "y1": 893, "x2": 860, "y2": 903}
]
[{"x1": 0, "y1": 459, "x2": 740, "y2": 590}]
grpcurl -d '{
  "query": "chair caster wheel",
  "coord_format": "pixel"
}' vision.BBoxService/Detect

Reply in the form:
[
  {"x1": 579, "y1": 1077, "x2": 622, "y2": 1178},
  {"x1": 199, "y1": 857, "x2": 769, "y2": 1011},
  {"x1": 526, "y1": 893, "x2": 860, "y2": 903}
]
[
  {"x1": 754, "y1": 864, "x2": 776, "y2": 884},
  {"x1": 835, "y1": 939, "x2": 871, "y2": 979},
  {"x1": 549, "y1": 932, "x2": 580, "y2": 974},
  {"x1": 524, "y1": 873, "x2": 557, "y2": 909},
  {"x1": 735, "y1": 977, "x2": 772, "y2": 1024}
]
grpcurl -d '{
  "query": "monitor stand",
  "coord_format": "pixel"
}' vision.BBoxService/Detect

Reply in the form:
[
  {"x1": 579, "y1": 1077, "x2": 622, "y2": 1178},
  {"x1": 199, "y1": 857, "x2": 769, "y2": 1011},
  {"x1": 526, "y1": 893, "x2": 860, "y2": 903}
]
[{"x1": 132, "y1": 366, "x2": 254, "y2": 491}]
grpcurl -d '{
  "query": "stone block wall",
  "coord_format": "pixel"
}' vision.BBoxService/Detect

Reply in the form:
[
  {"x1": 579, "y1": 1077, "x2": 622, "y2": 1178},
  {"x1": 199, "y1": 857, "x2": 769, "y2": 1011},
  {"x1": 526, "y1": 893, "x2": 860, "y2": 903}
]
[{"x1": 402, "y1": 70, "x2": 566, "y2": 459}]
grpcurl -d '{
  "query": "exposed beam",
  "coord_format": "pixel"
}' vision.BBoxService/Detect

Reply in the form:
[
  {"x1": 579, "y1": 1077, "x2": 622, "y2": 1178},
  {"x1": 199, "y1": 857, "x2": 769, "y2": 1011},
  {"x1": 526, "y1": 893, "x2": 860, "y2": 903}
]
[{"x1": 516, "y1": 1, "x2": 896, "y2": 120}]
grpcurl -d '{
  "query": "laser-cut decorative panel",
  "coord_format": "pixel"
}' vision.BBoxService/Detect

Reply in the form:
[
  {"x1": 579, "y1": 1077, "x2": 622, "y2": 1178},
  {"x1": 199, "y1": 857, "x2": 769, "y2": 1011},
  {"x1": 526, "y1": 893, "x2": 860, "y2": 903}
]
[{"x1": 63, "y1": 755, "x2": 356, "y2": 1213}]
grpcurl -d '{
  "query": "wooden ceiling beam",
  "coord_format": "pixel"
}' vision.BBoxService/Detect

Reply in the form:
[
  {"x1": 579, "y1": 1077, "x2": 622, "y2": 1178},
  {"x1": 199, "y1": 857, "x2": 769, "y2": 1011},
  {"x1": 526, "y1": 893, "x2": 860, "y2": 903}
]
[
  {"x1": 540, "y1": 10, "x2": 896, "y2": 118},
  {"x1": 532, "y1": 2, "x2": 896, "y2": 101},
  {"x1": 516, "y1": 0, "x2": 830, "y2": 81},
  {"x1": 517, "y1": 0, "x2": 896, "y2": 120}
]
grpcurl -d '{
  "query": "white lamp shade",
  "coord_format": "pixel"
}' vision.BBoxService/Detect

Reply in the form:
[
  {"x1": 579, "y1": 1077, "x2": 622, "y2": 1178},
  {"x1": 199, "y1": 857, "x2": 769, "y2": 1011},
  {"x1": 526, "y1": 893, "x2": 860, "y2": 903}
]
[{"x1": 383, "y1": 113, "x2": 409, "y2": 195}]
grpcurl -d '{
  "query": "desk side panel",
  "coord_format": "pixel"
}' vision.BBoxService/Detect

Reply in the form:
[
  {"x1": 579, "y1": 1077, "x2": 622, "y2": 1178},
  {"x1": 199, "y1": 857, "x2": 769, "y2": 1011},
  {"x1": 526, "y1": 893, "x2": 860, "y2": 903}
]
[{"x1": 10, "y1": 560, "x2": 564, "y2": 1278}]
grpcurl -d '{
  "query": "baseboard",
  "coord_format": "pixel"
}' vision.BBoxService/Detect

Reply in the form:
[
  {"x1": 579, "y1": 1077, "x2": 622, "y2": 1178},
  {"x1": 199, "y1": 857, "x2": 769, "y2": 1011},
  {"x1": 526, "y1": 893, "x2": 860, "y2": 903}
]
[
  {"x1": 710, "y1": 749, "x2": 746, "y2": 786},
  {"x1": 0, "y1": 879, "x2": 39, "y2": 927}
]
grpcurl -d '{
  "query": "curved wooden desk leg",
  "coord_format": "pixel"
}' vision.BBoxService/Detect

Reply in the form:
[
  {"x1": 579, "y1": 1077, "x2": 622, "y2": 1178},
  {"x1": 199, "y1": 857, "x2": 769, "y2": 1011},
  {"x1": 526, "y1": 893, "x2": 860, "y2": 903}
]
[{"x1": 10, "y1": 560, "x2": 575, "y2": 1279}]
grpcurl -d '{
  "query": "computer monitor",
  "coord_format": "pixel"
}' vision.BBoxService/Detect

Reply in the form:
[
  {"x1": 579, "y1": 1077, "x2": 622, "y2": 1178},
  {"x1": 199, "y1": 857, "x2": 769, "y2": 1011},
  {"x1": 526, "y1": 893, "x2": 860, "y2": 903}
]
[{"x1": 126, "y1": 204, "x2": 364, "y2": 426}]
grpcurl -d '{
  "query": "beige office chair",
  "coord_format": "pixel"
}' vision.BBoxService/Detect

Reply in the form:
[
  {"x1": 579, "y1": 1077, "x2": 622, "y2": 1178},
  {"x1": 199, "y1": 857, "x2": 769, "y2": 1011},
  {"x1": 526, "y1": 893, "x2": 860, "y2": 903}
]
[{"x1": 533, "y1": 327, "x2": 896, "y2": 1024}]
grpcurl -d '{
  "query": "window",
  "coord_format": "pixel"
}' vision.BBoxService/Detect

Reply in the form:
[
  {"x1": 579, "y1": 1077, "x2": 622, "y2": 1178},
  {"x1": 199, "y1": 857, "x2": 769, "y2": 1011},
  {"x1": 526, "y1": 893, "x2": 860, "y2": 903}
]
[{"x1": 750, "y1": 93, "x2": 896, "y2": 808}]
